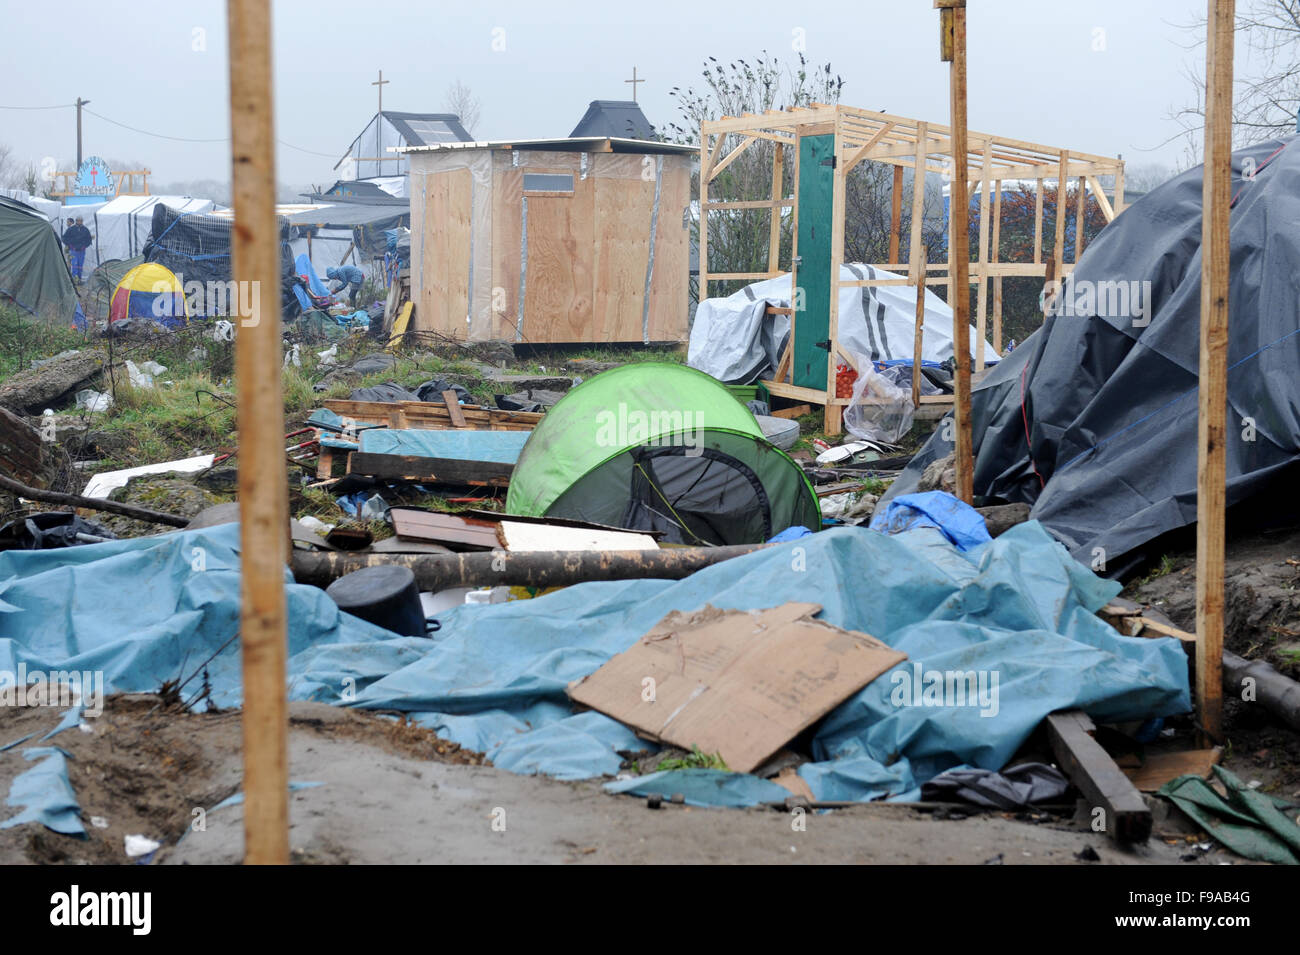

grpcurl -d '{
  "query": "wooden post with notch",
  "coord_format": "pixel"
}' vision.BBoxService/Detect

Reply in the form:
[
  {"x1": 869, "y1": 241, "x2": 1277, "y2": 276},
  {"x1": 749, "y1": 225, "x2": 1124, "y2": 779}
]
[
  {"x1": 228, "y1": 0, "x2": 289, "y2": 865},
  {"x1": 1197, "y1": 0, "x2": 1235, "y2": 743},
  {"x1": 938, "y1": 0, "x2": 973, "y2": 502}
]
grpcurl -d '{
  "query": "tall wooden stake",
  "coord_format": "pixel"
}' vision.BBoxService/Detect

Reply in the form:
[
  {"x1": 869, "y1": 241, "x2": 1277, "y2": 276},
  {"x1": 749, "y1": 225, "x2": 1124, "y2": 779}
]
[
  {"x1": 938, "y1": 0, "x2": 973, "y2": 502},
  {"x1": 1196, "y1": 0, "x2": 1234, "y2": 743},
  {"x1": 228, "y1": 0, "x2": 289, "y2": 865}
]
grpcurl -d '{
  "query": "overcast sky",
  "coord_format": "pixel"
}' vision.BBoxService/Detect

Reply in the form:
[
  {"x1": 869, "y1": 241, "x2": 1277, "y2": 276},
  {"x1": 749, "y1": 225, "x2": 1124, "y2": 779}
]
[{"x1": 1, "y1": 0, "x2": 1206, "y2": 188}]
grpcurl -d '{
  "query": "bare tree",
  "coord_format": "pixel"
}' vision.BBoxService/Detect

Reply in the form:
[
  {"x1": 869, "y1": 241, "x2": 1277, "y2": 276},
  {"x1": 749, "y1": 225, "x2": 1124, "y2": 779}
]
[
  {"x1": 0, "y1": 143, "x2": 22, "y2": 191},
  {"x1": 444, "y1": 80, "x2": 481, "y2": 137},
  {"x1": 1170, "y1": 0, "x2": 1300, "y2": 160}
]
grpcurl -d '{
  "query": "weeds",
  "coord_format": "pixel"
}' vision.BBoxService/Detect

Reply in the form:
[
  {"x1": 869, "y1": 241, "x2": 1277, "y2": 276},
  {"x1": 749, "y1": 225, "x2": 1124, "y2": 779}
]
[{"x1": 656, "y1": 744, "x2": 730, "y2": 772}]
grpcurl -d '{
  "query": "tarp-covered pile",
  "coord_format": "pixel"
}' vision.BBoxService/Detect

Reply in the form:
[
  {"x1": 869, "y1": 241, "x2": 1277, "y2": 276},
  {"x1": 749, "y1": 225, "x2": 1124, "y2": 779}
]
[
  {"x1": 0, "y1": 519, "x2": 1189, "y2": 810},
  {"x1": 688, "y1": 265, "x2": 997, "y2": 385},
  {"x1": 885, "y1": 137, "x2": 1300, "y2": 570}
]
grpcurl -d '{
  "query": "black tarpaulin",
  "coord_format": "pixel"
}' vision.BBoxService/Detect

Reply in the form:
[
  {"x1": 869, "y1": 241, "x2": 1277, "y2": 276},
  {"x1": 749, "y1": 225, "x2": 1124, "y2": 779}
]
[{"x1": 883, "y1": 136, "x2": 1300, "y2": 571}]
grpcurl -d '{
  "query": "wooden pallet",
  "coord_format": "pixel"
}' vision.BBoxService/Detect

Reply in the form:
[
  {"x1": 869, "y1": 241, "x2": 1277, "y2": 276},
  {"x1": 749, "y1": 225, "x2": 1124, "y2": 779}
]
[{"x1": 322, "y1": 398, "x2": 542, "y2": 432}]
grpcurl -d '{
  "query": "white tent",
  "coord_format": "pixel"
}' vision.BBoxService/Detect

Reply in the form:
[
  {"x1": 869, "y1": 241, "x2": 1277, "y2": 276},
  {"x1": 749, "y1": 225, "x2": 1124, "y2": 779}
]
[
  {"x1": 0, "y1": 189, "x2": 62, "y2": 225},
  {"x1": 90, "y1": 195, "x2": 216, "y2": 273}
]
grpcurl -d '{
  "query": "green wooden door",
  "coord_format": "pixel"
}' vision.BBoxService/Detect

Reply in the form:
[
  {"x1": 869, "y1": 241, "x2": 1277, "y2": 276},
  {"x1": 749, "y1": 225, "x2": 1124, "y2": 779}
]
[{"x1": 792, "y1": 133, "x2": 835, "y2": 389}]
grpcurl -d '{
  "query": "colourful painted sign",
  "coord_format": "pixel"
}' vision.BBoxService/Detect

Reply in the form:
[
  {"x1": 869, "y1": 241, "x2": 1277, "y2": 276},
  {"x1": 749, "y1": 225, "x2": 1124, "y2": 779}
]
[{"x1": 74, "y1": 156, "x2": 115, "y2": 197}]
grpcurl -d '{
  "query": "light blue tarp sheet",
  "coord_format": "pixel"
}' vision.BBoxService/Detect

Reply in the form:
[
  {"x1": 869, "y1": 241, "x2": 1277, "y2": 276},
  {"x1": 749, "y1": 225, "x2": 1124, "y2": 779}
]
[
  {"x1": 0, "y1": 520, "x2": 1191, "y2": 813},
  {"x1": 358, "y1": 428, "x2": 531, "y2": 464}
]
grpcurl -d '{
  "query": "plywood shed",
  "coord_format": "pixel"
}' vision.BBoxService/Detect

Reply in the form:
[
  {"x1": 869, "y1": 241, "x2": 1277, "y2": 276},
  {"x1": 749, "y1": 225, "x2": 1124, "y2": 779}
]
[
  {"x1": 698, "y1": 103, "x2": 1125, "y2": 432},
  {"x1": 400, "y1": 137, "x2": 695, "y2": 344}
]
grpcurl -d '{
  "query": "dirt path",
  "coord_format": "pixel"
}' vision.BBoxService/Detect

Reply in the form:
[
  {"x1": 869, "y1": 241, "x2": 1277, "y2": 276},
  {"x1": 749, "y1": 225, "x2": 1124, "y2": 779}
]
[{"x1": 0, "y1": 698, "x2": 1215, "y2": 865}]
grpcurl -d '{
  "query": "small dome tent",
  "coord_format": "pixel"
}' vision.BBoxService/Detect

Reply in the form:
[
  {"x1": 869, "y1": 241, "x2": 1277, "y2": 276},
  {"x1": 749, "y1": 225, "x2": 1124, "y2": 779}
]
[
  {"x1": 506, "y1": 363, "x2": 820, "y2": 545},
  {"x1": 109, "y1": 263, "x2": 188, "y2": 327}
]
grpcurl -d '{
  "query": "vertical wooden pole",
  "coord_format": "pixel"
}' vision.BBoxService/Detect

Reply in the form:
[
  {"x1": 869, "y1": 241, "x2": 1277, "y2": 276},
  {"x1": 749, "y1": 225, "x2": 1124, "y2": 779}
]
[
  {"x1": 1197, "y1": 0, "x2": 1234, "y2": 743},
  {"x1": 908, "y1": 127, "x2": 929, "y2": 407},
  {"x1": 1033, "y1": 177, "x2": 1044, "y2": 264},
  {"x1": 938, "y1": 0, "x2": 973, "y2": 503},
  {"x1": 699, "y1": 133, "x2": 710, "y2": 306},
  {"x1": 991, "y1": 179, "x2": 1003, "y2": 354},
  {"x1": 1113, "y1": 162, "x2": 1126, "y2": 217},
  {"x1": 912, "y1": 244, "x2": 928, "y2": 408},
  {"x1": 228, "y1": 0, "x2": 289, "y2": 865},
  {"x1": 889, "y1": 164, "x2": 903, "y2": 265},
  {"x1": 974, "y1": 140, "x2": 992, "y2": 370},
  {"x1": 1075, "y1": 175, "x2": 1088, "y2": 260},
  {"x1": 1052, "y1": 151, "x2": 1069, "y2": 285},
  {"x1": 768, "y1": 143, "x2": 784, "y2": 275}
]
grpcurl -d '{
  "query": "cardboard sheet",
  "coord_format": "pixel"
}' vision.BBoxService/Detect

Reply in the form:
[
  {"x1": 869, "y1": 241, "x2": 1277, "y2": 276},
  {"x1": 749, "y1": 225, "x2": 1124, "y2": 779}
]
[{"x1": 568, "y1": 602, "x2": 906, "y2": 773}]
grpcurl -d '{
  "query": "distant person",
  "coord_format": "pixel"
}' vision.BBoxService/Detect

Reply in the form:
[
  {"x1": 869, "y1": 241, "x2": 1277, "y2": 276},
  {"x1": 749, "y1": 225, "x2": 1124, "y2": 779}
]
[
  {"x1": 60, "y1": 217, "x2": 74, "y2": 248},
  {"x1": 326, "y1": 265, "x2": 365, "y2": 307},
  {"x1": 62, "y1": 217, "x2": 93, "y2": 281}
]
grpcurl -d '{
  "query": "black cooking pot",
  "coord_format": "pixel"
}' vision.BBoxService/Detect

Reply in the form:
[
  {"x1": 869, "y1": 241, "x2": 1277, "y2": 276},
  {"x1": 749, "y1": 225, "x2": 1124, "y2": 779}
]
[{"x1": 325, "y1": 565, "x2": 440, "y2": 638}]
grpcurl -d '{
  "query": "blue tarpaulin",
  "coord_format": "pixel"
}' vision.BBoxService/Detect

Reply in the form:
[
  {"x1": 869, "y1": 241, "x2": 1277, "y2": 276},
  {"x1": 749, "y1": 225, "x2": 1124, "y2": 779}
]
[
  {"x1": 869, "y1": 490, "x2": 993, "y2": 552},
  {"x1": 0, "y1": 520, "x2": 1190, "y2": 817},
  {"x1": 358, "y1": 428, "x2": 531, "y2": 464}
]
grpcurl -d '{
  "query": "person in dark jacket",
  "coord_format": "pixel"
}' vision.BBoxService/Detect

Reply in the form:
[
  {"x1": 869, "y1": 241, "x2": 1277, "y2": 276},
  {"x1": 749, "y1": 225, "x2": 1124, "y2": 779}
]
[
  {"x1": 325, "y1": 265, "x2": 365, "y2": 307},
  {"x1": 62, "y1": 217, "x2": 93, "y2": 280}
]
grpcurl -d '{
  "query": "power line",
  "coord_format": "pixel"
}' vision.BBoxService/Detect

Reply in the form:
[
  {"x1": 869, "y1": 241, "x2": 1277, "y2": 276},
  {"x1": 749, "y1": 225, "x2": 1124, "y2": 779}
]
[{"x1": 5, "y1": 101, "x2": 349, "y2": 165}]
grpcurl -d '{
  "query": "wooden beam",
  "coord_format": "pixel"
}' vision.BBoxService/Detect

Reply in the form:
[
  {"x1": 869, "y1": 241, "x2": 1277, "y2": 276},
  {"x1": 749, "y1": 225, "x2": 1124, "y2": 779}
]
[
  {"x1": 1075, "y1": 175, "x2": 1088, "y2": 260},
  {"x1": 1114, "y1": 161, "x2": 1126, "y2": 216},
  {"x1": 768, "y1": 143, "x2": 785, "y2": 274},
  {"x1": 842, "y1": 121, "x2": 898, "y2": 172},
  {"x1": 991, "y1": 181, "x2": 1003, "y2": 354},
  {"x1": 442, "y1": 391, "x2": 467, "y2": 428},
  {"x1": 1086, "y1": 174, "x2": 1115, "y2": 222},
  {"x1": 1033, "y1": 177, "x2": 1044, "y2": 264},
  {"x1": 708, "y1": 135, "x2": 759, "y2": 182},
  {"x1": 699, "y1": 135, "x2": 710, "y2": 299},
  {"x1": 941, "y1": 0, "x2": 974, "y2": 503},
  {"x1": 1197, "y1": 0, "x2": 1235, "y2": 744},
  {"x1": 974, "y1": 140, "x2": 992, "y2": 369},
  {"x1": 889, "y1": 164, "x2": 903, "y2": 265},
  {"x1": 1046, "y1": 710, "x2": 1153, "y2": 844},
  {"x1": 227, "y1": 0, "x2": 289, "y2": 866}
]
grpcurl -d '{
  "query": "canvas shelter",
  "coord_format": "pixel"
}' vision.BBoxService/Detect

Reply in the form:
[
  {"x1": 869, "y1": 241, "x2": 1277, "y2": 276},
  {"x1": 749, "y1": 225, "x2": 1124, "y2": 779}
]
[
  {"x1": 506, "y1": 363, "x2": 820, "y2": 545},
  {"x1": 109, "y1": 262, "x2": 188, "y2": 327},
  {"x1": 92, "y1": 195, "x2": 218, "y2": 274},
  {"x1": 0, "y1": 195, "x2": 79, "y2": 323}
]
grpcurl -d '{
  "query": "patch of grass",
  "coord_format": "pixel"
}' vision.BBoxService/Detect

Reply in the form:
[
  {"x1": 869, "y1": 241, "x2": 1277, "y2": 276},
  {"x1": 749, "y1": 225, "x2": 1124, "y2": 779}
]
[
  {"x1": 655, "y1": 745, "x2": 730, "y2": 772},
  {"x1": 0, "y1": 305, "x2": 90, "y2": 381}
]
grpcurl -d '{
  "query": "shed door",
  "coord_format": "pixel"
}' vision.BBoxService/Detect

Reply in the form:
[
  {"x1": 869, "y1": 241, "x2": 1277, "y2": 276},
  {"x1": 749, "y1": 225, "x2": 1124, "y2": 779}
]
[
  {"x1": 791, "y1": 133, "x2": 835, "y2": 389},
  {"x1": 522, "y1": 170, "x2": 594, "y2": 342}
]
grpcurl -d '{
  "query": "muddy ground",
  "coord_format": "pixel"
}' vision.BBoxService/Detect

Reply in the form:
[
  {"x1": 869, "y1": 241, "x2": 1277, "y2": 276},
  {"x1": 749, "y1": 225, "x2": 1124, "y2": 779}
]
[
  {"x1": 0, "y1": 697, "x2": 1258, "y2": 866},
  {"x1": 1125, "y1": 525, "x2": 1300, "y2": 792}
]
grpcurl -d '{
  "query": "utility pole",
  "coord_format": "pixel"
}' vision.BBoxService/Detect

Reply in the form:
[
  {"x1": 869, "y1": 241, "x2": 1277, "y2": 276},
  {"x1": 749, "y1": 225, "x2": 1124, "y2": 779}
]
[{"x1": 76, "y1": 97, "x2": 90, "y2": 168}]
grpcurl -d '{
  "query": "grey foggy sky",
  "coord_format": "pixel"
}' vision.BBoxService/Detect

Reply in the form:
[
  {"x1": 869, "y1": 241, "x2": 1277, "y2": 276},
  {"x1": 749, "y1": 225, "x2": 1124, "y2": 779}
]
[{"x1": 1, "y1": 0, "x2": 1206, "y2": 188}]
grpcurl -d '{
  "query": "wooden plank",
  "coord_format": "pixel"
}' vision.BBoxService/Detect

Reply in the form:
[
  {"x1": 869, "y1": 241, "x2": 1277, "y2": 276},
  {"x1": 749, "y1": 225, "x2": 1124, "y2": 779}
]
[
  {"x1": 1122, "y1": 749, "x2": 1222, "y2": 792},
  {"x1": 1075, "y1": 175, "x2": 1087, "y2": 260},
  {"x1": 975, "y1": 140, "x2": 992, "y2": 370},
  {"x1": 1033, "y1": 177, "x2": 1044, "y2": 264},
  {"x1": 708, "y1": 135, "x2": 759, "y2": 181},
  {"x1": 770, "y1": 403, "x2": 811, "y2": 419},
  {"x1": 912, "y1": 243, "x2": 928, "y2": 407},
  {"x1": 442, "y1": 391, "x2": 467, "y2": 428},
  {"x1": 315, "y1": 447, "x2": 333, "y2": 480},
  {"x1": 389, "y1": 507, "x2": 501, "y2": 549},
  {"x1": 348, "y1": 451, "x2": 513, "y2": 486},
  {"x1": 1197, "y1": 0, "x2": 1235, "y2": 743},
  {"x1": 228, "y1": 0, "x2": 288, "y2": 866},
  {"x1": 567, "y1": 602, "x2": 906, "y2": 774},
  {"x1": 841, "y1": 121, "x2": 897, "y2": 173},
  {"x1": 768, "y1": 143, "x2": 785, "y2": 275},
  {"x1": 1052, "y1": 150, "x2": 1069, "y2": 290},
  {"x1": 387, "y1": 300, "x2": 412, "y2": 349},
  {"x1": 497, "y1": 520, "x2": 658, "y2": 552},
  {"x1": 492, "y1": 164, "x2": 523, "y2": 340},
  {"x1": 1046, "y1": 710, "x2": 1152, "y2": 843},
  {"x1": 647, "y1": 156, "x2": 691, "y2": 342},
  {"x1": 1086, "y1": 174, "x2": 1116, "y2": 222},
  {"x1": 592, "y1": 171, "x2": 653, "y2": 341}
]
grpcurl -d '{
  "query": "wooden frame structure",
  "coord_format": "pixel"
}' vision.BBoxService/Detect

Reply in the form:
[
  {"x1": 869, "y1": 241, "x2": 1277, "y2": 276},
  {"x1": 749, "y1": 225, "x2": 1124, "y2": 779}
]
[{"x1": 698, "y1": 104, "x2": 1126, "y2": 434}]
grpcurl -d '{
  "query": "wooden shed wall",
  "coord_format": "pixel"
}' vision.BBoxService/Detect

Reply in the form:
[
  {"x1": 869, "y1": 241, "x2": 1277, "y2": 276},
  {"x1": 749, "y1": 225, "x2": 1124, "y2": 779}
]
[{"x1": 410, "y1": 149, "x2": 689, "y2": 343}]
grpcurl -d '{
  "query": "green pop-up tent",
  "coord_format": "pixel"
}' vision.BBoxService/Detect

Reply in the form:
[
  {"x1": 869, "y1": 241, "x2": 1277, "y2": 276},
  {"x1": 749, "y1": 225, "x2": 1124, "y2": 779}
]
[
  {"x1": 506, "y1": 363, "x2": 820, "y2": 545},
  {"x1": 0, "y1": 196, "x2": 78, "y2": 323}
]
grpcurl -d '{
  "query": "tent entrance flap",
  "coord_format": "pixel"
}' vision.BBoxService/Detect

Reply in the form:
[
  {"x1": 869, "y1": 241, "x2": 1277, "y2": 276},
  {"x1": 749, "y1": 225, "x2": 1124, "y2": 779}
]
[
  {"x1": 793, "y1": 132, "x2": 835, "y2": 389},
  {"x1": 624, "y1": 446, "x2": 772, "y2": 546}
]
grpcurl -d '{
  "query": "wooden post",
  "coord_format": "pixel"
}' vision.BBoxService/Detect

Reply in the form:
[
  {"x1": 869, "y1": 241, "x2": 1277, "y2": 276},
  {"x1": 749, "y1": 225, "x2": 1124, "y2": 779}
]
[
  {"x1": 991, "y1": 179, "x2": 1003, "y2": 354},
  {"x1": 889, "y1": 164, "x2": 903, "y2": 265},
  {"x1": 974, "y1": 140, "x2": 992, "y2": 370},
  {"x1": 825, "y1": 113, "x2": 847, "y2": 436},
  {"x1": 1075, "y1": 175, "x2": 1088, "y2": 260},
  {"x1": 768, "y1": 143, "x2": 784, "y2": 275},
  {"x1": 1033, "y1": 177, "x2": 1044, "y2": 264},
  {"x1": 1197, "y1": 0, "x2": 1235, "y2": 743},
  {"x1": 228, "y1": 0, "x2": 289, "y2": 865},
  {"x1": 912, "y1": 244, "x2": 928, "y2": 407},
  {"x1": 1113, "y1": 162, "x2": 1126, "y2": 217},
  {"x1": 699, "y1": 134, "x2": 710, "y2": 303},
  {"x1": 1052, "y1": 151, "x2": 1069, "y2": 285},
  {"x1": 938, "y1": 0, "x2": 973, "y2": 503}
]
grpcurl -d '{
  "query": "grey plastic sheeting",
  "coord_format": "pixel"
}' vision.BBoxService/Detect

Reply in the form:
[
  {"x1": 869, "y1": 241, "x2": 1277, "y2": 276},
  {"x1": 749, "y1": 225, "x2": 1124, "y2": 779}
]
[
  {"x1": 884, "y1": 137, "x2": 1300, "y2": 569},
  {"x1": 0, "y1": 522, "x2": 1189, "y2": 814}
]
